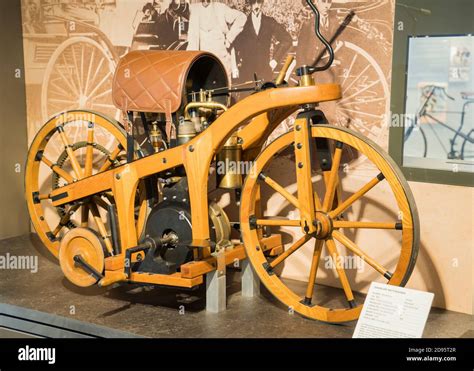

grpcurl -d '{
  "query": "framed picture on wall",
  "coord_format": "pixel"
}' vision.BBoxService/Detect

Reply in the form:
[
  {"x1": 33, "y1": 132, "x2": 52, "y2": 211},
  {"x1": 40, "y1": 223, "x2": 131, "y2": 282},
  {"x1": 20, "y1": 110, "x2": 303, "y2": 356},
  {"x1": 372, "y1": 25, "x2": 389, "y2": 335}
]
[
  {"x1": 389, "y1": 0, "x2": 474, "y2": 187},
  {"x1": 403, "y1": 34, "x2": 473, "y2": 173}
]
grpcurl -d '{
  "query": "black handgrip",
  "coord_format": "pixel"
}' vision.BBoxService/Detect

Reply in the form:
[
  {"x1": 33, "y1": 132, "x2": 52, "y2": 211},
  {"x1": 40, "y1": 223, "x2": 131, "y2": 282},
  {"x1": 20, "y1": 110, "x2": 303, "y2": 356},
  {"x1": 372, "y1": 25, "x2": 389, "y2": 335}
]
[{"x1": 307, "y1": 0, "x2": 335, "y2": 72}]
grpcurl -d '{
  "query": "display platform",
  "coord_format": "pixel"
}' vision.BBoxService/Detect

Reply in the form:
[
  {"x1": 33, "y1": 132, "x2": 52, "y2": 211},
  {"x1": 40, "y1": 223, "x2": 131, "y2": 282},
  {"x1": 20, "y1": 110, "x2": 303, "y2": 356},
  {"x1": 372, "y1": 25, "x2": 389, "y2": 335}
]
[
  {"x1": 0, "y1": 303, "x2": 139, "y2": 338},
  {"x1": 0, "y1": 234, "x2": 471, "y2": 339}
]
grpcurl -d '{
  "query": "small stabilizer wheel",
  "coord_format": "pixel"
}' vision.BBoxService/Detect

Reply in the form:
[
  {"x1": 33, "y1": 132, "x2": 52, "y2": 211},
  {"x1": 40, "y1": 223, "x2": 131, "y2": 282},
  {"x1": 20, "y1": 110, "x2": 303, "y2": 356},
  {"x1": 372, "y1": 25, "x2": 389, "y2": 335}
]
[
  {"x1": 240, "y1": 125, "x2": 419, "y2": 323},
  {"x1": 59, "y1": 228, "x2": 105, "y2": 288}
]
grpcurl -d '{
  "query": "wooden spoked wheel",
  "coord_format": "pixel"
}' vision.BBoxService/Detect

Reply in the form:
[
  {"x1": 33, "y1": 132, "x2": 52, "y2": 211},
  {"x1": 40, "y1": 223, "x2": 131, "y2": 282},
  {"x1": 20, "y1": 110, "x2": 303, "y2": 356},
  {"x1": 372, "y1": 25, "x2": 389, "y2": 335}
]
[
  {"x1": 25, "y1": 110, "x2": 146, "y2": 259},
  {"x1": 240, "y1": 125, "x2": 419, "y2": 323},
  {"x1": 41, "y1": 37, "x2": 119, "y2": 123}
]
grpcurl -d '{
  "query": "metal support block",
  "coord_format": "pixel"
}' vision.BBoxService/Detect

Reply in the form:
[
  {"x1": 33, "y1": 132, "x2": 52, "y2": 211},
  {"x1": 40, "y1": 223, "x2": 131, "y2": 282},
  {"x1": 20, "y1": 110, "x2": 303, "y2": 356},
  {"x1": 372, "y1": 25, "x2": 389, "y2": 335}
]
[
  {"x1": 241, "y1": 259, "x2": 260, "y2": 298},
  {"x1": 206, "y1": 251, "x2": 226, "y2": 313}
]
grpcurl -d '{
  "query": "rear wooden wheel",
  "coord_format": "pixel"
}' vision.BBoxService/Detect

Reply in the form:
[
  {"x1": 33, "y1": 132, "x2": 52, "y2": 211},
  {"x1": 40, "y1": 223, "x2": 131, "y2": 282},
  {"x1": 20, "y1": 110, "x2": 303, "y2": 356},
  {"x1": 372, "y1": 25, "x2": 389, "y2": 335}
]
[
  {"x1": 25, "y1": 110, "x2": 147, "y2": 259},
  {"x1": 240, "y1": 125, "x2": 419, "y2": 323}
]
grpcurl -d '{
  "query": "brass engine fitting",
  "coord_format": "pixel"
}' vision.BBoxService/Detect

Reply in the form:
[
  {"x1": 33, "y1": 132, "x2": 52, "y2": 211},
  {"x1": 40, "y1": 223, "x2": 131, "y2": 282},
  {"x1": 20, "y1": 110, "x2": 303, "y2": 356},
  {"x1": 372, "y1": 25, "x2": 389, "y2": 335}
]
[
  {"x1": 149, "y1": 121, "x2": 165, "y2": 153},
  {"x1": 184, "y1": 101, "x2": 228, "y2": 119},
  {"x1": 216, "y1": 133, "x2": 243, "y2": 190},
  {"x1": 184, "y1": 89, "x2": 228, "y2": 124},
  {"x1": 177, "y1": 116, "x2": 197, "y2": 146}
]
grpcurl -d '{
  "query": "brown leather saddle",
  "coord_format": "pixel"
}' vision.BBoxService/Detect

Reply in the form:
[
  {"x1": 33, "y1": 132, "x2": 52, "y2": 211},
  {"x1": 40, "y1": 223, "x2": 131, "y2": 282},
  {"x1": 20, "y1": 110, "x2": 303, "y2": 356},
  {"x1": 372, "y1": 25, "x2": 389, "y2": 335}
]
[{"x1": 112, "y1": 50, "x2": 228, "y2": 115}]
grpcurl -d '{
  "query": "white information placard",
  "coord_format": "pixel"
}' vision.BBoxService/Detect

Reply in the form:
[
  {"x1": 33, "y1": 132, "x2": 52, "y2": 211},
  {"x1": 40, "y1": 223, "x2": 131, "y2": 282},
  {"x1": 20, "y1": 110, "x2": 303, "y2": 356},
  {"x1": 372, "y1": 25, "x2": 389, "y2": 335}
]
[{"x1": 353, "y1": 282, "x2": 434, "y2": 338}]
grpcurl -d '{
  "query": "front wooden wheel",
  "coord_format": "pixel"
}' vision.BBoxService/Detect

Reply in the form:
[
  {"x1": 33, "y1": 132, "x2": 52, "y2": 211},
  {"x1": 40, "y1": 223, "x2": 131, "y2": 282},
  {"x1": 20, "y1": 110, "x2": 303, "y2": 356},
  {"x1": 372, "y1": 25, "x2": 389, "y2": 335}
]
[
  {"x1": 25, "y1": 110, "x2": 146, "y2": 259},
  {"x1": 240, "y1": 125, "x2": 419, "y2": 323}
]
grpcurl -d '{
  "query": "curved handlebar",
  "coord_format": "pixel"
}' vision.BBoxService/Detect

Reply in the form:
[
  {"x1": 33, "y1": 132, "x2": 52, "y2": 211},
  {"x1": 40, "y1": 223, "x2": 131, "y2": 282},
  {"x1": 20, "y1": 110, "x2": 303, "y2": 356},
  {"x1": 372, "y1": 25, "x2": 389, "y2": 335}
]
[{"x1": 306, "y1": 0, "x2": 335, "y2": 72}]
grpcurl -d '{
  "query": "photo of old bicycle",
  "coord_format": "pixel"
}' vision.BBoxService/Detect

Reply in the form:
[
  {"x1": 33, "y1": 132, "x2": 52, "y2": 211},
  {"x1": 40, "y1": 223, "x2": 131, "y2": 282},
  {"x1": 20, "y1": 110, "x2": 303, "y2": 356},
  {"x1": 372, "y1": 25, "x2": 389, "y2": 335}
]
[{"x1": 404, "y1": 84, "x2": 473, "y2": 161}]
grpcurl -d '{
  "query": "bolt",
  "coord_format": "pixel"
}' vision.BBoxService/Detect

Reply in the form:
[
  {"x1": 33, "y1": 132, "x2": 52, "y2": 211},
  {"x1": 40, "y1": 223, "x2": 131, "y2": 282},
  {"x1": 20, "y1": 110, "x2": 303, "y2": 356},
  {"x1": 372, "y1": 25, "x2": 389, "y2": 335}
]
[
  {"x1": 162, "y1": 158, "x2": 167, "y2": 164},
  {"x1": 115, "y1": 174, "x2": 121, "y2": 180},
  {"x1": 298, "y1": 162, "x2": 304, "y2": 169},
  {"x1": 297, "y1": 143, "x2": 303, "y2": 149},
  {"x1": 296, "y1": 125, "x2": 301, "y2": 131},
  {"x1": 189, "y1": 145, "x2": 194, "y2": 152}
]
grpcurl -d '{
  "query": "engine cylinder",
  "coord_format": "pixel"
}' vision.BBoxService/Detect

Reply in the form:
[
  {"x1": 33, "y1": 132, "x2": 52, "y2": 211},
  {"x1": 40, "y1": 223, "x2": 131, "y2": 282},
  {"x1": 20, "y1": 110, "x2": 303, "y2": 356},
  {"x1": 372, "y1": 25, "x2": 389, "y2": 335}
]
[
  {"x1": 177, "y1": 118, "x2": 197, "y2": 146},
  {"x1": 216, "y1": 133, "x2": 243, "y2": 189}
]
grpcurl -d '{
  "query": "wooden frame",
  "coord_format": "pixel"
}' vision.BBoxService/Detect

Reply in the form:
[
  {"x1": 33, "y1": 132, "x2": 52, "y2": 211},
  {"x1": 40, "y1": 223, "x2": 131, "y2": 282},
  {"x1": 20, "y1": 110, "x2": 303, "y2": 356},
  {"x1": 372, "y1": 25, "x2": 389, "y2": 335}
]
[{"x1": 41, "y1": 84, "x2": 341, "y2": 286}]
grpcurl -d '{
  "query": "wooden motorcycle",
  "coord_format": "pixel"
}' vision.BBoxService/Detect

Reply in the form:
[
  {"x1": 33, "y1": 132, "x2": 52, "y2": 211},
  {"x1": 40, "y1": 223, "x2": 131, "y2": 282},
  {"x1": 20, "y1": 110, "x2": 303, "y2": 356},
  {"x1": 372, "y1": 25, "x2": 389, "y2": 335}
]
[{"x1": 25, "y1": 1, "x2": 419, "y2": 323}]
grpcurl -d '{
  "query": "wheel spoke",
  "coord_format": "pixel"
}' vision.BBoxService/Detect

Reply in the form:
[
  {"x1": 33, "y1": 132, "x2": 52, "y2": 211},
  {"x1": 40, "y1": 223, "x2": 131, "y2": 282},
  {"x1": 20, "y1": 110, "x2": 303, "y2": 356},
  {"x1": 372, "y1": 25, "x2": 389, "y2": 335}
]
[
  {"x1": 103, "y1": 191, "x2": 115, "y2": 205},
  {"x1": 55, "y1": 65, "x2": 79, "y2": 98},
  {"x1": 84, "y1": 47, "x2": 96, "y2": 96},
  {"x1": 80, "y1": 44, "x2": 85, "y2": 93},
  {"x1": 84, "y1": 124, "x2": 95, "y2": 177},
  {"x1": 49, "y1": 81, "x2": 72, "y2": 97},
  {"x1": 88, "y1": 56, "x2": 106, "y2": 92},
  {"x1": 322, "y1": 143, "x2": 343, "y2": 212},
  {"x1": 52, "y1": 204, "x2": 81, "y2": 236},
  {"x1": 342, "y1": 62, "x2": 369, "y2": 95},
  {"x1": 339, "y1": 79, "x2": 379, "y2": 105},
  {"x1": 89, "y1": 88, "x2": 112, "y2": 101},
  {"x1": 333, "y1": 221, "x2": 401, "y2": 230},
  {"x1": 341, "y1": 53, "x2": 358, "y2": 88},
  {"x1": 314, "y1": 192, "x2": 322, "y2": 210},
  {"x1": 70, "y1": 44, "x2": 83, "y2": 95},
  {"x1": 303, "y1": 239, "x2": 324, "y2": 305},
  {"x1": 338, "y1": 107, "x2": 384, "y2": 119},
  {"x1": 92, "y1": 195, "x2": 111, "y2": 211},
  {"x1": 99, "y1": 145, "x2": 122, "y2": 172},
  {"x1": 326, "y1": 238, "x2": 356, "y2": 308},
  {"x1": 81, "y1": 203, "x2": 89, "y2": 227},
  {"x1": 259, "y1": 173, "x2": 299, "y2": 209},
  {"x1": 269, "y1": 234, "x2": 311, "y2": 269},
  {"x1": 60, "y1": 54, "x2": 81, "y2": 97},
  {"x1": 57, "y1": 126, "x2": 84, "y2": 179},
  {"x1": 329, "y1": 172, "x2": 385, "y2": 219},
  {"x1": 87, "y1": 70, "x2": 112, "y2": 99},
  {"x1": 332, "y1": 230, "x2": 393, "y2": 280},
  {"x1": 41, "y1": 155, "x2": 75, "y2": 183},
  {"x1": 256, "y1": 219, "x2": 300, "y2": 227},
  {"x1": 343, "y1": 97, "x2": 386, "y2": 106},
  {"x1": 48, "y1": 98, "x2": 80, "y2": 105},
  {"x1": 89, "y1": 202, "x2": 114, "y2": 255}
]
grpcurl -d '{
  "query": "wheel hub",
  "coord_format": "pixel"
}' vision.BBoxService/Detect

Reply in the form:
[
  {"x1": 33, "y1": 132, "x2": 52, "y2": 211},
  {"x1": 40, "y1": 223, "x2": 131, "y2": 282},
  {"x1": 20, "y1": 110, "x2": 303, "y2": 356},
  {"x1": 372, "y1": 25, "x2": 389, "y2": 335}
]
[
  {"x1": 314, "y1": 211, "x2": 333, "y2": 240},
  {"x1": 78, "y1": 94, "x2": 89, "y2": 107}
]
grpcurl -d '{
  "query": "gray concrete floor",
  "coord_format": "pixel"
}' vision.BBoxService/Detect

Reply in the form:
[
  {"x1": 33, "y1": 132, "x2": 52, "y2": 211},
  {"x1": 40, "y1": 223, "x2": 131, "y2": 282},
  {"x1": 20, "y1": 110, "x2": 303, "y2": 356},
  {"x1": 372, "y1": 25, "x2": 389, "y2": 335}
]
[{"x1": 0, "y1": 234, "x2": 472, "y2": 338}]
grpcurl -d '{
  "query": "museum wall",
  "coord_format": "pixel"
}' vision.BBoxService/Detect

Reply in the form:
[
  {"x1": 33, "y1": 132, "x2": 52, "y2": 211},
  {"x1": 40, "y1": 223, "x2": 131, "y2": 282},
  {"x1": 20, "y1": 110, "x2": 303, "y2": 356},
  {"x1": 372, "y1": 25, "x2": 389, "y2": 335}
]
[
  {"x1": 0, "y1": 0, "x2": 30, "y2": 239},
  {"x1": 18, "y1": 0, "x2": 472, "y2": 314}
]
